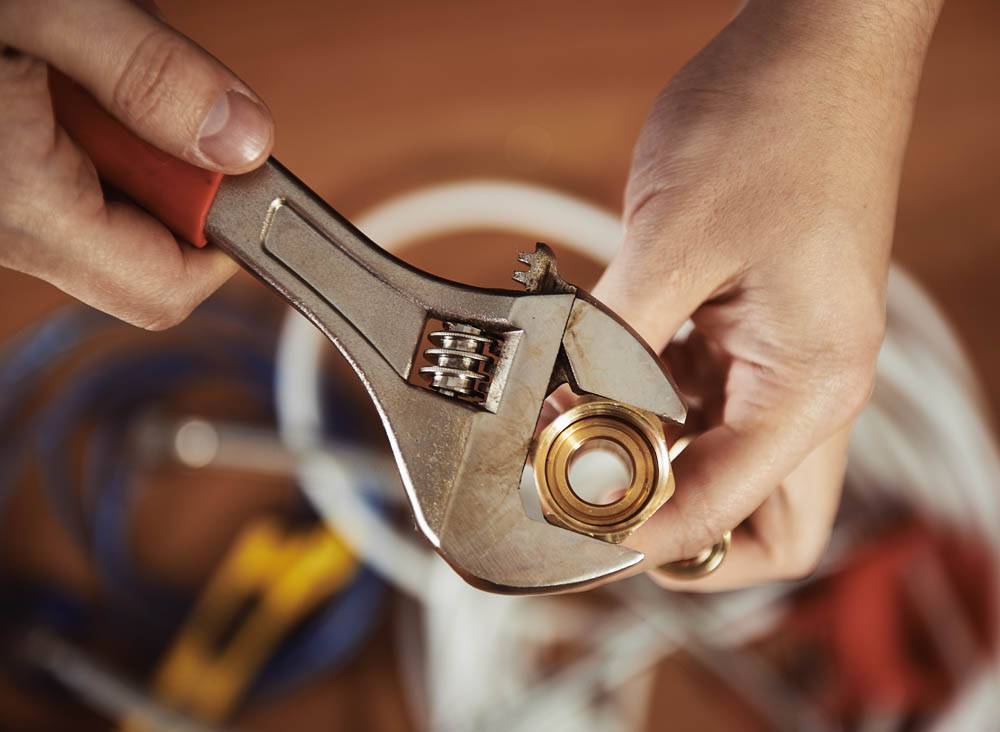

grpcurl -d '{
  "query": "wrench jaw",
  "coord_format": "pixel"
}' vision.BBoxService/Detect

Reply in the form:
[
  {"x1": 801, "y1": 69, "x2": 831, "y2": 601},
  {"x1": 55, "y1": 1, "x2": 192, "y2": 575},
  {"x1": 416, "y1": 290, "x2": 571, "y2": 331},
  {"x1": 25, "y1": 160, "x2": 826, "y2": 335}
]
[
  {"x1": 407, "y1": 247, "x2": 688, "y2": 594},
  {"x1": 377, "y1": 289, "x2": 647, "y2": 595},
  {"x1": 510, "y1": 244, "x2": 687, "y2": 558},
  {"x1": 514, "y1": 244, "x2": 686, "y2": 424},
  {"x1": 436, "y1": 525, "x2": 642, "y2": 595},
  {"x1": 389, "y1": 245, "x2": 685, "y2": 593},
  {"x1": 558, "y1": 293, "x2": 686, "y2": 425}
]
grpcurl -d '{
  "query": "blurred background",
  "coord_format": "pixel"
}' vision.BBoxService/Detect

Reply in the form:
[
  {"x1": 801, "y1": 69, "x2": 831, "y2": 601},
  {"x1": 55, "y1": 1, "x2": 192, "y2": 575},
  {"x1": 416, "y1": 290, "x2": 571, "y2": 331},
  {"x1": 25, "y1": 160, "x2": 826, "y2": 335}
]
[{"x1": 1, "y1": 1, "x2": 998, "y2": 730}]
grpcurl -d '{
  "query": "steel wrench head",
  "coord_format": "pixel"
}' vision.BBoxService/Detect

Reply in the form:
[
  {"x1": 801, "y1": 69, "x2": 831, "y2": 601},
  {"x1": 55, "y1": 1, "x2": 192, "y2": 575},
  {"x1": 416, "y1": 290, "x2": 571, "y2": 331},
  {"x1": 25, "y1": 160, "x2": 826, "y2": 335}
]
[{"x1": 377, "y1": 245, "x2": 686, "y2": 593}]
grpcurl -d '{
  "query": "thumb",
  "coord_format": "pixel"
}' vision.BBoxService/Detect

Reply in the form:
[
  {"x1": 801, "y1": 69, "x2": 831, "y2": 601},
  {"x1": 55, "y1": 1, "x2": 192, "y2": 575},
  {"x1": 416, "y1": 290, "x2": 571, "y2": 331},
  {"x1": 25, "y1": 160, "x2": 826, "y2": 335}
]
[
  {"x1": 591, "y1": 191, "x2": 735, "y2": 353},
  {"x1": 4, "y1": 0, "x2": 272, "y2": 172}
]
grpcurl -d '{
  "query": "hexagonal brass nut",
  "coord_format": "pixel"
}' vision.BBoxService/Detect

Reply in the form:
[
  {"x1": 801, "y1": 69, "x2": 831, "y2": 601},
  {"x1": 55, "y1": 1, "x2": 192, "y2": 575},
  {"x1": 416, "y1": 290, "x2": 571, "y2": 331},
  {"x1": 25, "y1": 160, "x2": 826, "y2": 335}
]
[{"x1": 532, "y1": 397, "x2": 674, "y2": 544}]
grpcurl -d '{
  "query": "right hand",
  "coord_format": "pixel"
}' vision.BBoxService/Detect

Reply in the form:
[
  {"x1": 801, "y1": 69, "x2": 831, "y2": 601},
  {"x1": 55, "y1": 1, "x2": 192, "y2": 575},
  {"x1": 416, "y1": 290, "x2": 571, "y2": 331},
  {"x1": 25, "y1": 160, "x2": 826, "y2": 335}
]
[
  {"x1": 0, "y1": 0, "x2": 274, "y2": 329},
  {"x1": 593, "y1": 0, "x2": 940, "y2": 591}
]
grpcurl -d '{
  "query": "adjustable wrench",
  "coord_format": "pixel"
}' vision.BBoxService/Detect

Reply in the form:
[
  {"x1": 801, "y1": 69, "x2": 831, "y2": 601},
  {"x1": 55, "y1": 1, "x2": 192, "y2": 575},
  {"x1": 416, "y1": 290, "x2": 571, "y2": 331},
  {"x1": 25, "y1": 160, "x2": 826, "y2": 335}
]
[{"x1": 50, "y1": 73, "x2": 685, "y2": 594}]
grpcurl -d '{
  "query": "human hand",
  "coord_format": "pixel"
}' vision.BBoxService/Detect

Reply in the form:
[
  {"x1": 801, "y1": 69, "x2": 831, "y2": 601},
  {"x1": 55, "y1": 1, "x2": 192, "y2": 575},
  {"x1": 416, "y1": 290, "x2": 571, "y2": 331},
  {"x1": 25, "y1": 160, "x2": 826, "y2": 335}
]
[
  {"x1": 596, "y1": 0, "x2": 943, "y2": 590},
  {"x1": 0, "y1": 0, "x2": 273, "y2": 329}
]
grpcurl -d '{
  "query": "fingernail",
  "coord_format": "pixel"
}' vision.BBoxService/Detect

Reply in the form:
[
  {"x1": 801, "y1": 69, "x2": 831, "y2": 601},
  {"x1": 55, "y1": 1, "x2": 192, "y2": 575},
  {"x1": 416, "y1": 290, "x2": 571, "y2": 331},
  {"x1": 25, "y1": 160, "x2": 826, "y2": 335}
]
[{"x1": 197, "y1": 88, "x2": 272, "y2": 169}]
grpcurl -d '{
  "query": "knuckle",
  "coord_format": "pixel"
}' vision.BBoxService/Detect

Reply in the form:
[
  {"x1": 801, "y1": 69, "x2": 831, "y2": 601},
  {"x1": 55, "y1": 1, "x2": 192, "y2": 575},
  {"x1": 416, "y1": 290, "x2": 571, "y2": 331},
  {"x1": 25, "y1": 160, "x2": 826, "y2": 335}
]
[
  {"x1": 861, "y1": 308, "x2": 888, "y2": 350},
  {"x1": 775, "y1": 541, "x2": 826, "y2": 582},
  {"x1": 0, "y1": 57, "x2": 52, "y2": 154},
  {"x1": 138, "y1": 297, "x2": 196, "y2": 332},
  {"x1": 809, "y1": 314, "x2": 884, "y2": 425},
  {"x1": 111, "y1": 28, "x2": 187, "y2": 126},
  {"x1": 676, "y1": 515, "x2": 728, "y2": 564},
  {"x1": 765, "y1": 523, "x2": 831, "y2": 582},
  {"x1": 823, "y1": 354, "x2": 879, "y2": 424},
  {"x1": 841, "y1": 310, "x2": 887, "y2": 365},
  {"x1": 841, "y1": 367, "x2": 877, "y2": 418},
  {"x1": 136, "y1": 301, "x2": 192, "y2": 332},
  {"x1": 0, "y1": 48, "x2": 45, "y2": 89},
  {"x1": 803, "y1": 351, "x2": 878, "y2": 430},
  {"x1": 129, "y1": 278, "x2": 198, "y2": 332}
]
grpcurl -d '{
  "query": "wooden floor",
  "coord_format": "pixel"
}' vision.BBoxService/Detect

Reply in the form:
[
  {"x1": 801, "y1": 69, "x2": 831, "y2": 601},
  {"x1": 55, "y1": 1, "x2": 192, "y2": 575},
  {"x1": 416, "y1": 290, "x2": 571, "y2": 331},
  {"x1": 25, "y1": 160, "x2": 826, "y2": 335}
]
[{"x1": 1, "y1": 2, "x2": 997, "y2": 730}]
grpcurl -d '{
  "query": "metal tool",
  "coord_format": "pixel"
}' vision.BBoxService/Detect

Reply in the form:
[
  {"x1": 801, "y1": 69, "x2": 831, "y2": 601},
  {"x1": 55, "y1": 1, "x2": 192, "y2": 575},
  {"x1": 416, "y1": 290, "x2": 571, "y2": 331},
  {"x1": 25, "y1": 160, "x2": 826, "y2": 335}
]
[{"x1": 49, "y1": 73, "x2": 686, "y2": 594}]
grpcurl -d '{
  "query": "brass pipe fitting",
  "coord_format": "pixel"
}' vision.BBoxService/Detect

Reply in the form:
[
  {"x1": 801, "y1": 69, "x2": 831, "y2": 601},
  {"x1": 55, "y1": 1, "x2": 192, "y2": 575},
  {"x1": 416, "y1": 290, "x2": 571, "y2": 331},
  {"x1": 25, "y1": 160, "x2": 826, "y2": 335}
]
[{"x1": 533, "y1": 398, "x2": 674, "y2": 544}]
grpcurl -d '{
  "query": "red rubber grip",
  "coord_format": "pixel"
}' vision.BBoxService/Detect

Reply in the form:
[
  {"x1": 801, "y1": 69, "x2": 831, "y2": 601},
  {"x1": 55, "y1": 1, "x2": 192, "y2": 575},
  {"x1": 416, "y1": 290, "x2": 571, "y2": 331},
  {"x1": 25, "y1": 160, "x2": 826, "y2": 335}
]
[{"x1": 48, "y1": 70, "x2": 223, "y2": 246}]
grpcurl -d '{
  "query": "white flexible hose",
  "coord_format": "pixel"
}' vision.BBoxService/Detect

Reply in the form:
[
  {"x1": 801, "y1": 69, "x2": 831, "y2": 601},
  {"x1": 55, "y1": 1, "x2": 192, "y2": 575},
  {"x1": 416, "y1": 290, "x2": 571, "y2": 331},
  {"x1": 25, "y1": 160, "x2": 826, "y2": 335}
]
[
  {"x1": 353, "y1": 180, "x2": 623, "y2": 260},
  {"x1": 849, "y1": 268, "x2": 1000, "y2": 548}
]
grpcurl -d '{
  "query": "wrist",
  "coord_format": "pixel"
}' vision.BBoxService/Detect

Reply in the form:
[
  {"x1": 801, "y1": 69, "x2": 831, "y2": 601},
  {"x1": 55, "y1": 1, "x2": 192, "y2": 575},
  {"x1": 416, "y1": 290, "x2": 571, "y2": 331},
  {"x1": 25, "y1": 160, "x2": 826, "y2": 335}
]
[
  {"x1": 733, "y1": 0, "x2": 943, "y2": 95},
  {"x1": 662, "y1": 0, "x2": 943, "y2": 170}
]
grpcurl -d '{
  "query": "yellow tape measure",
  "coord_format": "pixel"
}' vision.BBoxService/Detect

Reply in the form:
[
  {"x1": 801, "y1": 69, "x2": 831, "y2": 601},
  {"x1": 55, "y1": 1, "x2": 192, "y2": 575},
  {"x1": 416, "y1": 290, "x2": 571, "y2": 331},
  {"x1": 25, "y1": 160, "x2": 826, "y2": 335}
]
[{"x1": 121, "y1": 519, "x2": 356, "y2": 729}]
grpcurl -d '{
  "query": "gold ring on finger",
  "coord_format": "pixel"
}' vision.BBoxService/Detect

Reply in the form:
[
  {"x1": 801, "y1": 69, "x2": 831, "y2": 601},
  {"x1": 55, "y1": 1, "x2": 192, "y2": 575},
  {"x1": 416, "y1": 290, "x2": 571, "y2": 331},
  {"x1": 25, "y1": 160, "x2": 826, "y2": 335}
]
[{"x1": 654, "y1": 530, "x2": 732, "y2": 580}]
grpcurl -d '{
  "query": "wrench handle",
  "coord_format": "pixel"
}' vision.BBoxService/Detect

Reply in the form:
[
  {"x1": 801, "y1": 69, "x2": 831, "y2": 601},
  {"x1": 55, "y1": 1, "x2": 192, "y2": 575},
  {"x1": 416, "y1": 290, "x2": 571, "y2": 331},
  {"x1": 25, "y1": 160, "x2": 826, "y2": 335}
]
[{"x1": 48, "y1": 70, "x2": 223, "y2": 246}]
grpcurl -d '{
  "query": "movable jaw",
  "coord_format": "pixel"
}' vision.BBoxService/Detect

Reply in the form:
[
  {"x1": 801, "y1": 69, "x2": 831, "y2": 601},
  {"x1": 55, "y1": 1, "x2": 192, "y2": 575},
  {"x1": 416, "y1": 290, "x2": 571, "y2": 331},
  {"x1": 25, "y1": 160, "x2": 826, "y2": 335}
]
[
  {"x1": 514, "y1": 243, "x2": 687, "y2": 425},
  {"x1": 374, "y1": 289, "x2": 651, "y2": 594},
  {"x1": 558, "y1": 293, "x2": 687, "y2": 424}
]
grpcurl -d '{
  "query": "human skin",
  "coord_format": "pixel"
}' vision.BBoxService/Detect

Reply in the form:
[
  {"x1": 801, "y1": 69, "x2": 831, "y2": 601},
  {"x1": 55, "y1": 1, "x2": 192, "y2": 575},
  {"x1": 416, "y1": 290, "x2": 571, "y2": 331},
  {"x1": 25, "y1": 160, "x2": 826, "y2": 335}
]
[
  {"x1": 601, "y1": 0, "x2": 946, "y2": 589},
  {"x1": 0, "y1": 0, "x2": 274, "y2": 330},
  {"x1": 0, "y1": 0, "x2": 944, "y2": 590}
]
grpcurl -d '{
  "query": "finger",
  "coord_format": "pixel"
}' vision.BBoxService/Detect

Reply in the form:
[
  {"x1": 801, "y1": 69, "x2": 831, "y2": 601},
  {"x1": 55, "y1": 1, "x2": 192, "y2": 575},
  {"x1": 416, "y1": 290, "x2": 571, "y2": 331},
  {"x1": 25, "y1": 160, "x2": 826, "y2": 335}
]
[
  {"x1": 622, "y1": 397, "x2": 814, "y2": 565},
  {"x1": 644, "y1": 425, "x2": 850, "y2": 591},
  {"x1": 662, "y1": 330, "x2": 729, "y2": 429},
  {"x1": 41, "y1": 196, "x2": 238, "y2": 330},
  {"x1": 0, "y1": 49, "x2": 237, "y2": 328},
  {"x1": 592, "y1": 191, "x2": 742, "y2": 352},
  {"x1": 0, "y1": 0, "x2": 273, "y2": 172}
]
